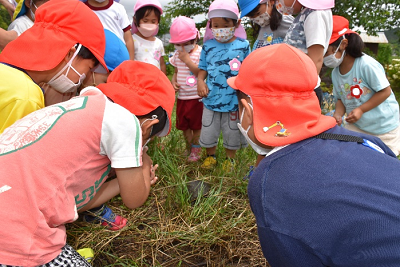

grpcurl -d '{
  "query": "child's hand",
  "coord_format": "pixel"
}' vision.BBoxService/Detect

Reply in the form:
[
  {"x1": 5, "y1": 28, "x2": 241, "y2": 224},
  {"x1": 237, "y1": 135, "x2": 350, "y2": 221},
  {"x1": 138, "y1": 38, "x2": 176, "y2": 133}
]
[
  {"x1": 150, "y1": 164, "x2": 158, "y2": 185},
  {"x1": 197, "y1": 80, "x2": 209, "y2": 97},
  {"x1": 171, "y1": 79, "x2": 181, "y2": 92},
  {"x1": 177, "y1": 47, "x2": 190, "y2": 64},
  {"x1": 333, "y1": 112, "x2": 343, "y2": 126},
  {"x1": 345, "y1": 107, "x2": 363, "y2": 124}
]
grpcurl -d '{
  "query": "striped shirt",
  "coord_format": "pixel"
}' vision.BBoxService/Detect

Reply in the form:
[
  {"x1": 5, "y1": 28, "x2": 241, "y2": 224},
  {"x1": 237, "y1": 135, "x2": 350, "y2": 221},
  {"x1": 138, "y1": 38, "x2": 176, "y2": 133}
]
[{"x1": 169, "y1": 46, "x2": 202, "y2": 100}]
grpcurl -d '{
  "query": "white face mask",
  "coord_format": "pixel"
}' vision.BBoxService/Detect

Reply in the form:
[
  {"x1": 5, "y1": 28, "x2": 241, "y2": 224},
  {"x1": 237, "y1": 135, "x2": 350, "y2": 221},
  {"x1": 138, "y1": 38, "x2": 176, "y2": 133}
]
[
  {"x1": 237, "y1": 103, "x2": 271, "y2": 155},
  {"x1": 174, "y1": 44, "x2": 195, "y2": 53},
  {"x1": 29, "y1": 0, "x2": 38, "y2": 21},
  {"x1": 323, "y1": 39, "x2": 346, "y2": 68},
  {"x1": 250, "y1": 4, "x2": 271, "y2": 27},
  {"x1": 140, "y1": 115, "x2": 158, "y2": 148},
  {"x1": 94, "y1": 0, "x2": 107, "y2": 2},
  {"x1": 276, "y1": 0, "x2": 296, "y2": 16},
  {"x1": 47, "y1": 44, "x2": 86, "y2": 94},
  {"x1": 211, "y1": 27, "x2": 235, "y2": 43}
]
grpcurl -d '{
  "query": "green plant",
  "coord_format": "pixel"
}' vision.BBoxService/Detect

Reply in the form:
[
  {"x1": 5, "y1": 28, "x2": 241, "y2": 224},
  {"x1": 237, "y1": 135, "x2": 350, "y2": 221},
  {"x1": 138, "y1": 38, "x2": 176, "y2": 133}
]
[{"x1": 386, "y1": 58, "x2": 400, "y2": 93}]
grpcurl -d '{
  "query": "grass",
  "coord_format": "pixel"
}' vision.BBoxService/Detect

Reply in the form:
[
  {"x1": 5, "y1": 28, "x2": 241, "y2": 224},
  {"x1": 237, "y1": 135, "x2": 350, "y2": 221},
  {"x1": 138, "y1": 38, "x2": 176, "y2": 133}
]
[{"x1": 66, "y1": 111, "x2": 269, "y2": 266}]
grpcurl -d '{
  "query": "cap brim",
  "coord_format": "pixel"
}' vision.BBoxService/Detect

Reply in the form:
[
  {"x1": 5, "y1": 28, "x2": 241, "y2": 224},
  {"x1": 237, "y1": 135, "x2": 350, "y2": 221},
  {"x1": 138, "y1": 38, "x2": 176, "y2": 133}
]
[
  {"x1": 239, "y1": 1, "x2": 259, "y2": 18},
  {"x1": 227, "y1": 76, "x2": 239, "y2": 90},
  {"x1": 156, "y1": 114, "x2": 170, "y2": 137}
]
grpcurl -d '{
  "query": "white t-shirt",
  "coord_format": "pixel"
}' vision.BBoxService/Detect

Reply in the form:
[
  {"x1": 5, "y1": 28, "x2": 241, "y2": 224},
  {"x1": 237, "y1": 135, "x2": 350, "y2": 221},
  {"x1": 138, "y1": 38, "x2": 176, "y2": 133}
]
[
  {"x1": 7, "y1": 15, "x2": 33, "y2": 36},
  {"x1": 133, "y1": 34, "x2": 165, "y2": 69},
  {"x1": 85, "y1": 0, "x2": 131, "y2": 43}
]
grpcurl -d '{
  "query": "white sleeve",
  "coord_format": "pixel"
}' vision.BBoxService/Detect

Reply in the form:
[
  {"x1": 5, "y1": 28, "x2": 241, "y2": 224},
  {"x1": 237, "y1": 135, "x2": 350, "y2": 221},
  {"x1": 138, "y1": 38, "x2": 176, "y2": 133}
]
[
  {"x1": 118, "y1": 3, "x2": 131, "y2": 30},
  {"x1": 304, "y1": 9, "x2": 333, "y2": 54},
  {"x1": 100, "y1": 99, "x2": 143, "y2": 168}
]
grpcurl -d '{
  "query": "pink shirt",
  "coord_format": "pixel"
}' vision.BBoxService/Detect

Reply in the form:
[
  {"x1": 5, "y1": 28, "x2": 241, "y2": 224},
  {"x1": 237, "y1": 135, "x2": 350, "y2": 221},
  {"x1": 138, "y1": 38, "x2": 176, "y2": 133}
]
[
  {"x1": 169, "y1": 46, "x2": 202, "y2": 100},
  {"x1": 0, "y1": 88, "x2": 142, "y2": 266}
]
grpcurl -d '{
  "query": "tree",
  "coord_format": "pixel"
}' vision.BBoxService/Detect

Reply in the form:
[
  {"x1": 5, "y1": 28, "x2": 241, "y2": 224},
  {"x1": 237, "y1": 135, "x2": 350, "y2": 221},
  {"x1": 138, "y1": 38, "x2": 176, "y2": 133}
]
[
  {"x1": 0, "y1": 4, "x2": 11, "y2": 30},
  {"x1": 165, "y1": 0, "x2": 400, "y2": 35},
  {"x1": 333, "y1": 0, "x2": 400, "y2": 35}
]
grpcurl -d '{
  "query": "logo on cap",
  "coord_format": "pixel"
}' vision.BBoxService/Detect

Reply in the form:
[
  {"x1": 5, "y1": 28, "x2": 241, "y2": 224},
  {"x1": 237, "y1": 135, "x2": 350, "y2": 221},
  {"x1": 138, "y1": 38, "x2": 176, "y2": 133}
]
[{"x1": 263, "y1": 121, "x2": 291, "y2": 137}]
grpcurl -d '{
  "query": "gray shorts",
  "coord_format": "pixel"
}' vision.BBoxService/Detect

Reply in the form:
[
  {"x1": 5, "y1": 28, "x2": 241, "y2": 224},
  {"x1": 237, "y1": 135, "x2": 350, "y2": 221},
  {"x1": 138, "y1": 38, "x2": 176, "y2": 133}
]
[{"x1": 199, "y1": 107, "x2": 247, "y2": 150}]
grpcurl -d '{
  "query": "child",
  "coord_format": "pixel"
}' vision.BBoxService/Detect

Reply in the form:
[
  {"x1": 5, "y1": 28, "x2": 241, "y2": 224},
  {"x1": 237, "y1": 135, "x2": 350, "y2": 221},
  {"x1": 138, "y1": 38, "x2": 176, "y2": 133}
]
[
  {"x1": 325, "y1": 16, "x2": 400, "y2": 156},
  {"x1": 228, "y1": 42, "x2": 400, "y2": 267},
  {"x1": 8, "y1": 0, "x2": 48, "y2": 36},
  {"x1": 84, "y1": 0, "x2": 135, "y2": 60},
  {"x1": 197, "y1": 0, "x2": 250, "y2": 171},
  {"x1": 131, "y1": 0, "x2": 166, "y2": 74},
  {"x1": 281, "y1": 0, "x2": 334, "y2": 106},
  {"x1": 169, "y1": 16, "x2": 203, "y2": 162},
  {"x1": 238, "y1": 0, "x2": 293, "y2": 51},
  {"x1": 80, "y1": 29, "x2": 129, "y2": 90},
  {"x1": 0, "y1": 0, "x2": 107, "y2": 134},
  {"x1": 0, "y1": 61, "x2": 175, "y2": 266}
]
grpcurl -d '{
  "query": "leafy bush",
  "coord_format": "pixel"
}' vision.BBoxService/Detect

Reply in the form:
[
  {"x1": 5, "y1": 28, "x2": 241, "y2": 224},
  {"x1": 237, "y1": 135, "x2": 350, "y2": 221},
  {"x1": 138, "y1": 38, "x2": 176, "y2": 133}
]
[{"x1": 386, "y1": 58, "x2": 400, "y2": 92}]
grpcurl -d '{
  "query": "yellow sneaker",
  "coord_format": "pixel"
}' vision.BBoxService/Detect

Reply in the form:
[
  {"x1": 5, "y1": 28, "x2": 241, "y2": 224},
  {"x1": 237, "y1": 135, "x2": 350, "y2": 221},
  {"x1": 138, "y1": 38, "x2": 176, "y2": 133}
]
[
  {"x1": 77, "y1": 248, "x2": 94, "y2": 263},
  {"x1": 201, "y1": 156, "x2": 217, "y2": 169},
  {"x1": 222, "y1": 158, "x2": 235, "y2": 172}
]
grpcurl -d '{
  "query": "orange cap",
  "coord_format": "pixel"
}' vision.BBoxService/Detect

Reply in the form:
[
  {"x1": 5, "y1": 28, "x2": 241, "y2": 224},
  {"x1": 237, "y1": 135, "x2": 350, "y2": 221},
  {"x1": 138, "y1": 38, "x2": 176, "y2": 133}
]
[
  {"x1": 0, "y1": 0, "x2": 107, "y2": 72},
  {"x1": 227, "y1": 44, "x2": 336, "y2": 147},
  {"x1": 97, "y1": 61, "x2": 175, "y2": 137},
  {"x1": 329, "y1": 15, "x2": 358, "y2": 44}
]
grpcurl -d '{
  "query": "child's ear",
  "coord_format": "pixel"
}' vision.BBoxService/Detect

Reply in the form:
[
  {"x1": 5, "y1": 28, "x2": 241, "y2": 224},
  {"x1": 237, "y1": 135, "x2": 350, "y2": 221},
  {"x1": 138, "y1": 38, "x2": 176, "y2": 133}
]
[
  {"x1": 340, "y1": 38, "x2": 349, "y2": 50},
  {"x1": 141, "y1": 118, "x2": 159, "y2": 138},
  {"x1": 235, "y1": 19, "x2": 241, "y2": 29},
  {"x1": 240, "y1": 98, "x2": 253, "y2": 125},
  {"x1": 64, "y1": 46, "x2": 77, "y2": 62}
]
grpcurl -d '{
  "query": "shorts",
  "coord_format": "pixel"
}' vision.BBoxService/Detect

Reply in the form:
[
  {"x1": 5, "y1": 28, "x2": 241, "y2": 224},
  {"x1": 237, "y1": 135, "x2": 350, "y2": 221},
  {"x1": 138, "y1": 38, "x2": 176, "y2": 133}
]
[
  {"x1": 1, "y1": 244, "x2": 91, "y2": 267},
  {"x1": 199, "y1": 107, "x2": 247, "y2": 150},
  {"x1": 345, "y1": 123, "x2": 400, "y2": 156},
  {"x1": 176, "y1": 99, "x2": 203, "y2": 131}
]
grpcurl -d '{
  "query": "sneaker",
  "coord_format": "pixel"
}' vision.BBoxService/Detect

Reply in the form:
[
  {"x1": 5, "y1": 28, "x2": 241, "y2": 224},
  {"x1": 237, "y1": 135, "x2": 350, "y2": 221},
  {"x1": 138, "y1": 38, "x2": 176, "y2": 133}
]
[
  {"x1": 83, "y1": 204, "x2": 128, "y2": 231},
  {"x1": 243, "y1": 165, "x2": 255, "y2": 180},
  {"x1": 201, "y1": 155, "x2": 217, "y2": 169},
  {"x1": 188, "y1": 145, "x2": 202, "y2": 162},
  {"x1": 222, "y1": 158, "x2": 235, "y2": 172}
]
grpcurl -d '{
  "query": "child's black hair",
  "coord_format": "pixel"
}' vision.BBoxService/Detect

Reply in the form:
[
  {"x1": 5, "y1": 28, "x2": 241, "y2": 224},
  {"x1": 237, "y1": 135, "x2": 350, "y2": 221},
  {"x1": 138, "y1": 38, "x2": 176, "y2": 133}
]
[
  {"x1": 136, "y1": 106, "x2": 167, "y2": 138},
  {"x1": 331, "y1": 34, "x2": 364, "y2": 58},
  {"x1": 134, "y1": 6, "x2": 161, "y2": 27},
  {"x1": 247, "y1": 2, "x2": 282, "y2": 39},
  {"x1": 76, "y1": 44, "x2": 100, "y2": 67},
  {"x1": 209, "y1": 18, "x2": 238, "y2": 28}
]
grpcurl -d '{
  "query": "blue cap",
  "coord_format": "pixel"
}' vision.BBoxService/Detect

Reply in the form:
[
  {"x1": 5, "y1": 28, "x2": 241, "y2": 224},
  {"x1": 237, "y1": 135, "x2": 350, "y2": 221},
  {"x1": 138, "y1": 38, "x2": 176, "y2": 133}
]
[
  {"x1": 102, "y1": 29, "x2": 129, "y2": 72},
  {"x1": 238, "y1": 0, "x2": 260, "y2": 18}
]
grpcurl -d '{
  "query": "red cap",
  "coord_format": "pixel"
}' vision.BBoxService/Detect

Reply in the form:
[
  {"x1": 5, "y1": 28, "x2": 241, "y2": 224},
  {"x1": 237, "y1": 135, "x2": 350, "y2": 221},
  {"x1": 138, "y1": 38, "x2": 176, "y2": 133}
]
[
  {"x1": 227, "y1": 44, "x2": 336, "y2": 147},
  {"x1": 0, "y1": 0, "x2": 107, "y2": 72},
  {"x1": 329, "y1": 15, "x2": 358, "y2": 44},
  {"x1": 97, "y1": 61, "x2": 175, "y2": 137}
]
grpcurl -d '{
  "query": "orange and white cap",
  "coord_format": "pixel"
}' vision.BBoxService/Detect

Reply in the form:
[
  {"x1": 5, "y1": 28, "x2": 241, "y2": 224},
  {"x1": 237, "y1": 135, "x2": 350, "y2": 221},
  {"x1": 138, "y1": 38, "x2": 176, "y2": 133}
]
[
  {"x1": 0, "y1": 0, "x2": 107, "y2": 72},
  {"x1": 228, "y1": 44, "x2": 336, "y2": 147},
  {"x1": 97, "y1": 61, "x2": 175, "y2": 137}
]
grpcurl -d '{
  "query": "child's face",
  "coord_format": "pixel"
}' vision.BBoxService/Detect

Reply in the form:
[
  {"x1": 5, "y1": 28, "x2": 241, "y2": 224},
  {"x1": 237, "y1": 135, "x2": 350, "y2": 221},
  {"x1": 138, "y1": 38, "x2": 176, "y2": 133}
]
[
  {"x1": 248, "y1": 1, "x2": 273, "y2": 19},
  {"x1": 139, "y1": 10, "x2": 159, "y2": 25},
  {"x1": 210, "y1": 17, "x2": 235, "y2": 29}
]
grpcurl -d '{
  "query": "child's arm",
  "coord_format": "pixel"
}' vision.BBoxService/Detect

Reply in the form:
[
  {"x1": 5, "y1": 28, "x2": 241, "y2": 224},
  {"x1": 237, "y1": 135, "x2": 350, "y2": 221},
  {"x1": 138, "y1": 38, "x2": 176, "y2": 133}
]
[
  {"x1": 333, "y1": 99, "x2": 346, "y2": 126},
  {"x1": 178, "y1": 47, "x2": 200, "y2": 76},
  {"x1": 197, "y1": 70, "x2": 209, "y2": 97},
  {"x1": 0, "y1": 28, "x2": 17, "y2": 50},
  {"x1": 79, "y1": 149, "x2": 157, "y2": 211},
  {"x1": 307, "y1": 44, "x2": 324, "y2": 74},
  {"x1": 160, "y1": 56, "x2": 167, "y2": 75},
  {"x1": 124, "y1": 31, "x2": 135, "y2": 60},
  {"x1": 171, "y1": 68, "x2": 180, "y2": 92},
  {"x1": 345, "y1": 86, "x2": 392, "y2": 124}
]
